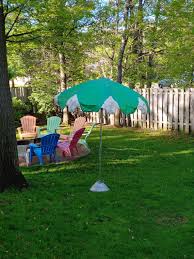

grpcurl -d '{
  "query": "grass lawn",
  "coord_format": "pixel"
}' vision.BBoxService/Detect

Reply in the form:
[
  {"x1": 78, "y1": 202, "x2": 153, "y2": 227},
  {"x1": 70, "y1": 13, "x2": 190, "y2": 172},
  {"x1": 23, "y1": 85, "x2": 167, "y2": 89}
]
[{"x1": 1, "y1": 127, "x2": 194, "y2": 258}]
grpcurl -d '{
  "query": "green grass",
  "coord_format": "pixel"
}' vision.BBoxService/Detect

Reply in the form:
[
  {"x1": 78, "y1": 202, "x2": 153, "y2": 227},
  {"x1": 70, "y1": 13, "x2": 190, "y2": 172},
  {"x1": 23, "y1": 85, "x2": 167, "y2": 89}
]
[{"x1": 1, "y1": 127, "x2": 194, "y2": 259}]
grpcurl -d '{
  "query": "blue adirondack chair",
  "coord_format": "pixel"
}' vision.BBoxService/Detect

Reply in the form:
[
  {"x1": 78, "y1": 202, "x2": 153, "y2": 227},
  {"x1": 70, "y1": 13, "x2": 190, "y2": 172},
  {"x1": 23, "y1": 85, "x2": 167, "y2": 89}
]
[
  {"x1": 29, "y1": 133, "x2": 60, "y2": 165},
  {"x1": 38, "y1": 116, "x2": 61, "y2": 137}
]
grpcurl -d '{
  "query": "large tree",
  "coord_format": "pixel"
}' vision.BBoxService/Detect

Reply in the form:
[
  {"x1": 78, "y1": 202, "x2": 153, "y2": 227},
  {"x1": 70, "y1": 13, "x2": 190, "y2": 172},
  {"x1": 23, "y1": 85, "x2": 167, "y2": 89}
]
[
  {"x1": 0, "y1": 0, "x2": 28, "y2": 191},
  {"x1": 22, "y1": 0, "x2": 95, "y2": 122}
]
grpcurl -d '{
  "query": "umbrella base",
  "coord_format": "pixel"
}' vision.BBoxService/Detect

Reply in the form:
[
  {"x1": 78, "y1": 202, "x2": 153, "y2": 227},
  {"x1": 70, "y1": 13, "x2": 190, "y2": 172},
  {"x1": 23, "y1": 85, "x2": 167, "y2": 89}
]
[{"x1": 90, "y1": 180, "x2": 110, "y2": 192}]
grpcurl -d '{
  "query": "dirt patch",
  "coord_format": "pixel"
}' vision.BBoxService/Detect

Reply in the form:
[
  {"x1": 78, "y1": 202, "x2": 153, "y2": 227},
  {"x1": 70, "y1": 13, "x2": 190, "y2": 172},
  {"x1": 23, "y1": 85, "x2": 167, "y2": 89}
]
[
  {"x1": 0, "y1": 200, "x2": 11, "y2": 206},
  {"x1": 157, "y1": 215, "x2": 188, "y2": 226},
  {"x1": 18, "y1": 142, "x2": 90, "y2": 167}
]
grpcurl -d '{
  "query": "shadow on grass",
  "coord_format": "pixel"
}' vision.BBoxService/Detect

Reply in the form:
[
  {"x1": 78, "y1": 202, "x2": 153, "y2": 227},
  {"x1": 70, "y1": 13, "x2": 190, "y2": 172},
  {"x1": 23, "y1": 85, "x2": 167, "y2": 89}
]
[{"x1": 21, "y1": 127, "x2": 194, "y2": 177}]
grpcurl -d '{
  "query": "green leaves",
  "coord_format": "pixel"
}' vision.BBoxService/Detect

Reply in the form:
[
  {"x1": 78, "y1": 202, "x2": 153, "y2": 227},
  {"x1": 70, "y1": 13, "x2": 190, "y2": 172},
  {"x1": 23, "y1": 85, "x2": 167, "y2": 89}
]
[{"x1": 5, "y1": 0, "x2": 193, "y2": 115}]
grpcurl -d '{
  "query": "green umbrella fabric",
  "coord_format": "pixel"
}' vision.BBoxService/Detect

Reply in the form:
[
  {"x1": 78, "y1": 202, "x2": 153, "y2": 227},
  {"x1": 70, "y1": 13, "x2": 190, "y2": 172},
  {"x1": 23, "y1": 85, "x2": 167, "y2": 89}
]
[{"x1": 55, "y1": 78, "x2": 149, "y2": 114}]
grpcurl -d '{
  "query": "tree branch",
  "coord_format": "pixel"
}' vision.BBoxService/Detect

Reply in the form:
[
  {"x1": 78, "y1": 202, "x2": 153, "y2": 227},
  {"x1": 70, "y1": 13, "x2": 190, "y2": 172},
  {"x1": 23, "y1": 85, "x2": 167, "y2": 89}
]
[
  {"x1": 5, "y1": 7, "x2": 22, "y2": 37},
  {"x1": 4, "y1": 1, "x2": 9, "y2": 16},
  {"x1": 6, "y1": 35, "x2": 40, "y2": 43},
  {"x1": 6, "y1": 30, "x2": 39, "y2": 39},
  {"x1": 4, "y1": 5, "x2": 20, "y2": 18},
  {"x1": 4, "y1": 0, "x2": 28, "y2": 18},
  {"x1": 65, "y1": 20, "x2": 94, "y2": 37}
]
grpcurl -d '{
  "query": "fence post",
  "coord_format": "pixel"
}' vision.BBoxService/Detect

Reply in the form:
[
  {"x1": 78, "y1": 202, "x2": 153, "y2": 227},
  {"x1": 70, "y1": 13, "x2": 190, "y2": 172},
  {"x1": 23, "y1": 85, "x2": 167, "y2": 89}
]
[
  {"x1": 146, "y1": 88, "x2": 150, "y2": 129},
  {"x1": 179, "y1": 89, "x2": 184, "y2": 131},
  {"x1": 109, "y1": 114, "x2": 114, "y2": 125},
  {"x1": 168, "y1": 89, "x2": 173, "y2": 130},
  {"x1": 149, "y1": 88, "x2": 153, "y2": 128},
  {"x1": 163, "y1": 88, "x2": 168, "y2": 130},
  {"x1": 190, "y1": 89, "x2": 194, "y2": 133},
  {"x1": 174, "y1": 88, "x2": 179, "y2": 130},
  {"x1": 185, "y1": 89, "x2": 190, "y2": 133},
  {"x1": 158, "y1": 88, "x2": 163, "y2": 129},
  {"x1": 154, "y1": 88, "x2": 158, "y2": 130},
  {"x1": 142, "y1": 88, "x2": 147, "y2": 128},
  {"x1": 138, "y1": 89, "x2": 142, "y2": 128}
]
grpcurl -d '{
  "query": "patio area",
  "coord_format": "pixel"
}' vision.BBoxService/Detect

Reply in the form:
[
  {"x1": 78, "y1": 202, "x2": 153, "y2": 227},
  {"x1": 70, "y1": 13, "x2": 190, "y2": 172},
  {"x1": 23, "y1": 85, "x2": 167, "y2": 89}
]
[{"x1": 17, "y1": 140, "x2": 90, "y2": 166}]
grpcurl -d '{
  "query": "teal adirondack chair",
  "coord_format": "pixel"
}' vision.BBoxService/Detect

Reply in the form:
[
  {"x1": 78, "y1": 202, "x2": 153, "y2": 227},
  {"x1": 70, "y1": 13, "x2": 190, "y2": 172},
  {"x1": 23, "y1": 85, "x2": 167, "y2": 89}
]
[
  {"x1": 38, "y1": 116, "x2": 61, "y2": 137},
  {"x1": 78, "y1": 122, "x2": 96, "y2": 147}
]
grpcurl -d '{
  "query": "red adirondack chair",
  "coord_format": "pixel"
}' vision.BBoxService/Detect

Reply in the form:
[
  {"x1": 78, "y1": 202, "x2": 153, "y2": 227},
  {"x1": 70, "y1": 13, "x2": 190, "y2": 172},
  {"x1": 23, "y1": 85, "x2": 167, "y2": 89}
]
[
  {"x1": 60, "y1": 116, "x2": 86, "y2": 140},
  {"x1": 57, "y1": 128, "x2": 85, "y2": 157}
]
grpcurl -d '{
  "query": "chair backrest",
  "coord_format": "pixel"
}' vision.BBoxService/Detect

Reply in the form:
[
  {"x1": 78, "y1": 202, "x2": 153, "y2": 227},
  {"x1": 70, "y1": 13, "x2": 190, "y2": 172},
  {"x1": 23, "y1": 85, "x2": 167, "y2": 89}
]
[
  {"x1": 47, "y1": 116, "x2": 61, "y2": 133},
  {"x1": 85, "y1": 123, "x2": 96, "y2": 141},
  {"x1": 72, "y1": 117, "x2": 86, "y2": 133},
  {"x1": 20, "y1": 115, "x2": 36, "y2": 132},
  {"x1": 69, "y1": 128, "x2": 85, "y2": 150},
  {"x1": 41, "y1": 133, "x2": 60, "y2": 155}
]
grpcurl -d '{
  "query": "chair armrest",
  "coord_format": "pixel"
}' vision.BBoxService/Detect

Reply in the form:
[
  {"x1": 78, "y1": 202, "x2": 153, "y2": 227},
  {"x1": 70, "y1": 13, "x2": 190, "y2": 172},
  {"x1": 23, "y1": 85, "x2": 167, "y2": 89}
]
[
  {"x1": 36, "y1": 126, "x2": 47, "y2": 137},
  {"x1": 29, "y1": 143, "x2": 39, "y2": 148},
  {"x1": 37, "y1": 127, "x2": 41, "y2": 136},
  {"x1": 17, "y1": 127, "x2": 22, "y2": 133},
  {"x1": 39, "y1": 126, "x2": 47, "y2": 130},
  {"x1": 60, "y1": 134, "x2": 69, "y2": 140},
  {"x1": 55, "y1": 127, "x2": 63, "y2": 133},
  {"x1": 17, "y1": 127, "x2": 22, "y2": 139},
  {"x1": 36, "y1": 126, "x2": 45, "y2": 132}
]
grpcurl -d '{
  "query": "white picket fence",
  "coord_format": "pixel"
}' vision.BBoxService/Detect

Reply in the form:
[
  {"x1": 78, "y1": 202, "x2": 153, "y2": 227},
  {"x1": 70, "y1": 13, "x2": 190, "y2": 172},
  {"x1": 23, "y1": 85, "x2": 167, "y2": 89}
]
[
  {"x1": 86, "y1": 88, "x2": 194, "y2": 134},
  {"x1": 10, "y1": 87, "x2": 32, "y2": 102},
  {"x1": 10, "y1": 86, "x2": 194, "y2": 133}
]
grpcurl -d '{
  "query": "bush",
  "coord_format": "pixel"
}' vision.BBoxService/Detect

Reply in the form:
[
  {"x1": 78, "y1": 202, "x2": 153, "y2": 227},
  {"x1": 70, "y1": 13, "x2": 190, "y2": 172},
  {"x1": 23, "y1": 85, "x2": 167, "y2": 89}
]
[{"x1": 12, "y1": 97, "x2": 31, "y2": 127}]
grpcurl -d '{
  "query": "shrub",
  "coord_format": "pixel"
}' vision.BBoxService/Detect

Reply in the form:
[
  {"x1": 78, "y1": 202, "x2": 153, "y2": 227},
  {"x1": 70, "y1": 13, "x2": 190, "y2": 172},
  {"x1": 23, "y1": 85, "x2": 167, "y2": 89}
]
[{"x1": 12, "y1": 97, "x2": 31, "y2": 127}]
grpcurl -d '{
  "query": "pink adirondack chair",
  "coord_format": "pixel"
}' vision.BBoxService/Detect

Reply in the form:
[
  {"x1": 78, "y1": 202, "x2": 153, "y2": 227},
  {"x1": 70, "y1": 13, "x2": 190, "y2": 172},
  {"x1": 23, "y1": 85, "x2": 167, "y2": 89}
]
[
  {"x1": 60, "y1": 116, "x2": 86, "y2": 140},
  {"x1": 57, "y1": 128, "x2": 85, "y2": 157},
  {"x1": 17, "y1": 115, "x2": 38, "y2": 139}
]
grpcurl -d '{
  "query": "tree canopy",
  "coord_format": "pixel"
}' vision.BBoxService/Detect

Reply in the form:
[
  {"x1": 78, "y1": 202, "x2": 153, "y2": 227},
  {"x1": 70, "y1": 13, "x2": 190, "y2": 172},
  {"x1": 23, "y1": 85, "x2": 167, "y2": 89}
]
[{"x1": 5, "y1": 0, "x2": 194, "y2": 114}]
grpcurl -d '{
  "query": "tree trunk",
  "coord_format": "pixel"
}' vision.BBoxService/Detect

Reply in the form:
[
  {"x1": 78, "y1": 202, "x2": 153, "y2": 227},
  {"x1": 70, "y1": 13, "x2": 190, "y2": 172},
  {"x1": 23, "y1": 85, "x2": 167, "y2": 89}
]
[
  {"x1": 114, "y1": 109, "x2": 121, "y2": 127},
  {"x1": 132, "y1": 0, "x2": 144, "y2": 87},
  {"x1": 59, "y1": 52, "x2": 67, "y2": 92},
  {"x1": 117, "y1": 0, "x2": 130, "y2": 84},
  {"x1": 59, "y1": 52, "x2": 69, "y2": 125},
  {"x1": 117, "y1": 37, "x2": 128, "y2": 84},
  {"x1": 11, "y1": 79, "x2": 14, "y2": 87},
  {"x1": 0, "y1": 2, "x2": 28, "y2": 192},
  {"x1": 146, "y1": 0, "x2": 161, "y2": 88},
  {"x1": 116, "y1": 0, "x2": 130, "y2": 127},
  {"x1": 147, "y1": 53, "x2": 154, "y2": 88}
]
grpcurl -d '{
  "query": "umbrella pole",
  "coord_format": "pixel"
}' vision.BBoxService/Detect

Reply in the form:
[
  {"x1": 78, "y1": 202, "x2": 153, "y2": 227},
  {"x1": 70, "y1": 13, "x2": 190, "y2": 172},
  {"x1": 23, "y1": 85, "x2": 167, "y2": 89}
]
[
  {"x1": 90, "y1": 108, "x2": 110, "y2": 192},
  {"x1": 99, "y1": 108, "x2": 103, "y2": 178}
]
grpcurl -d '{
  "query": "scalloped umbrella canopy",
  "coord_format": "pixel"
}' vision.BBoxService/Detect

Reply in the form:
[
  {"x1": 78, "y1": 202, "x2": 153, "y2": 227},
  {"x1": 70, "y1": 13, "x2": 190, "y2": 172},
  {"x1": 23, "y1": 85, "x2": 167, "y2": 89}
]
[{"x1": 55, "y1": 78, "x2": 149, "y2": 114}]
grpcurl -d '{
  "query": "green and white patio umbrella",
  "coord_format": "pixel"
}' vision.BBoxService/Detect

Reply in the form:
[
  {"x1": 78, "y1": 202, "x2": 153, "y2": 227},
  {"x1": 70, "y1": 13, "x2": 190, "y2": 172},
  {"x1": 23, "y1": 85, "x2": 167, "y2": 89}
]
[{"x1": 55, "y1": 78, "x2": 149, "y2": 192}]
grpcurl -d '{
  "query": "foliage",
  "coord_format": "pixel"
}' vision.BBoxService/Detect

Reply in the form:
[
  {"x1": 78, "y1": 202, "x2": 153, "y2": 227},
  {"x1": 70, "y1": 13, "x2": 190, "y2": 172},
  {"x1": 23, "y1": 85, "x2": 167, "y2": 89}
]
[
  {"x1": 28, "y1": 51, "x2": 59, "y2": 115},
  {"x1": 6, "y1": 0, "x2": 97, "y2": 115},
  {"x1": 161, "y1": 0, "x2": 193, "y2": 83},
  {"x1": 5, "y1": 0, "x2": 194, "y2": 100},
  {"x1": 8, "y1": 66, "x2": 17, "y2": 80},
  {"x1": 1, "y1": 128, "x2": 194, "y2": 257},
  {"x1": 88, "y1": 0, "x2": 193, "y2": 87},
  {"x1": 12, "y1": 97, "x2": 31, "y2": 126}
]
